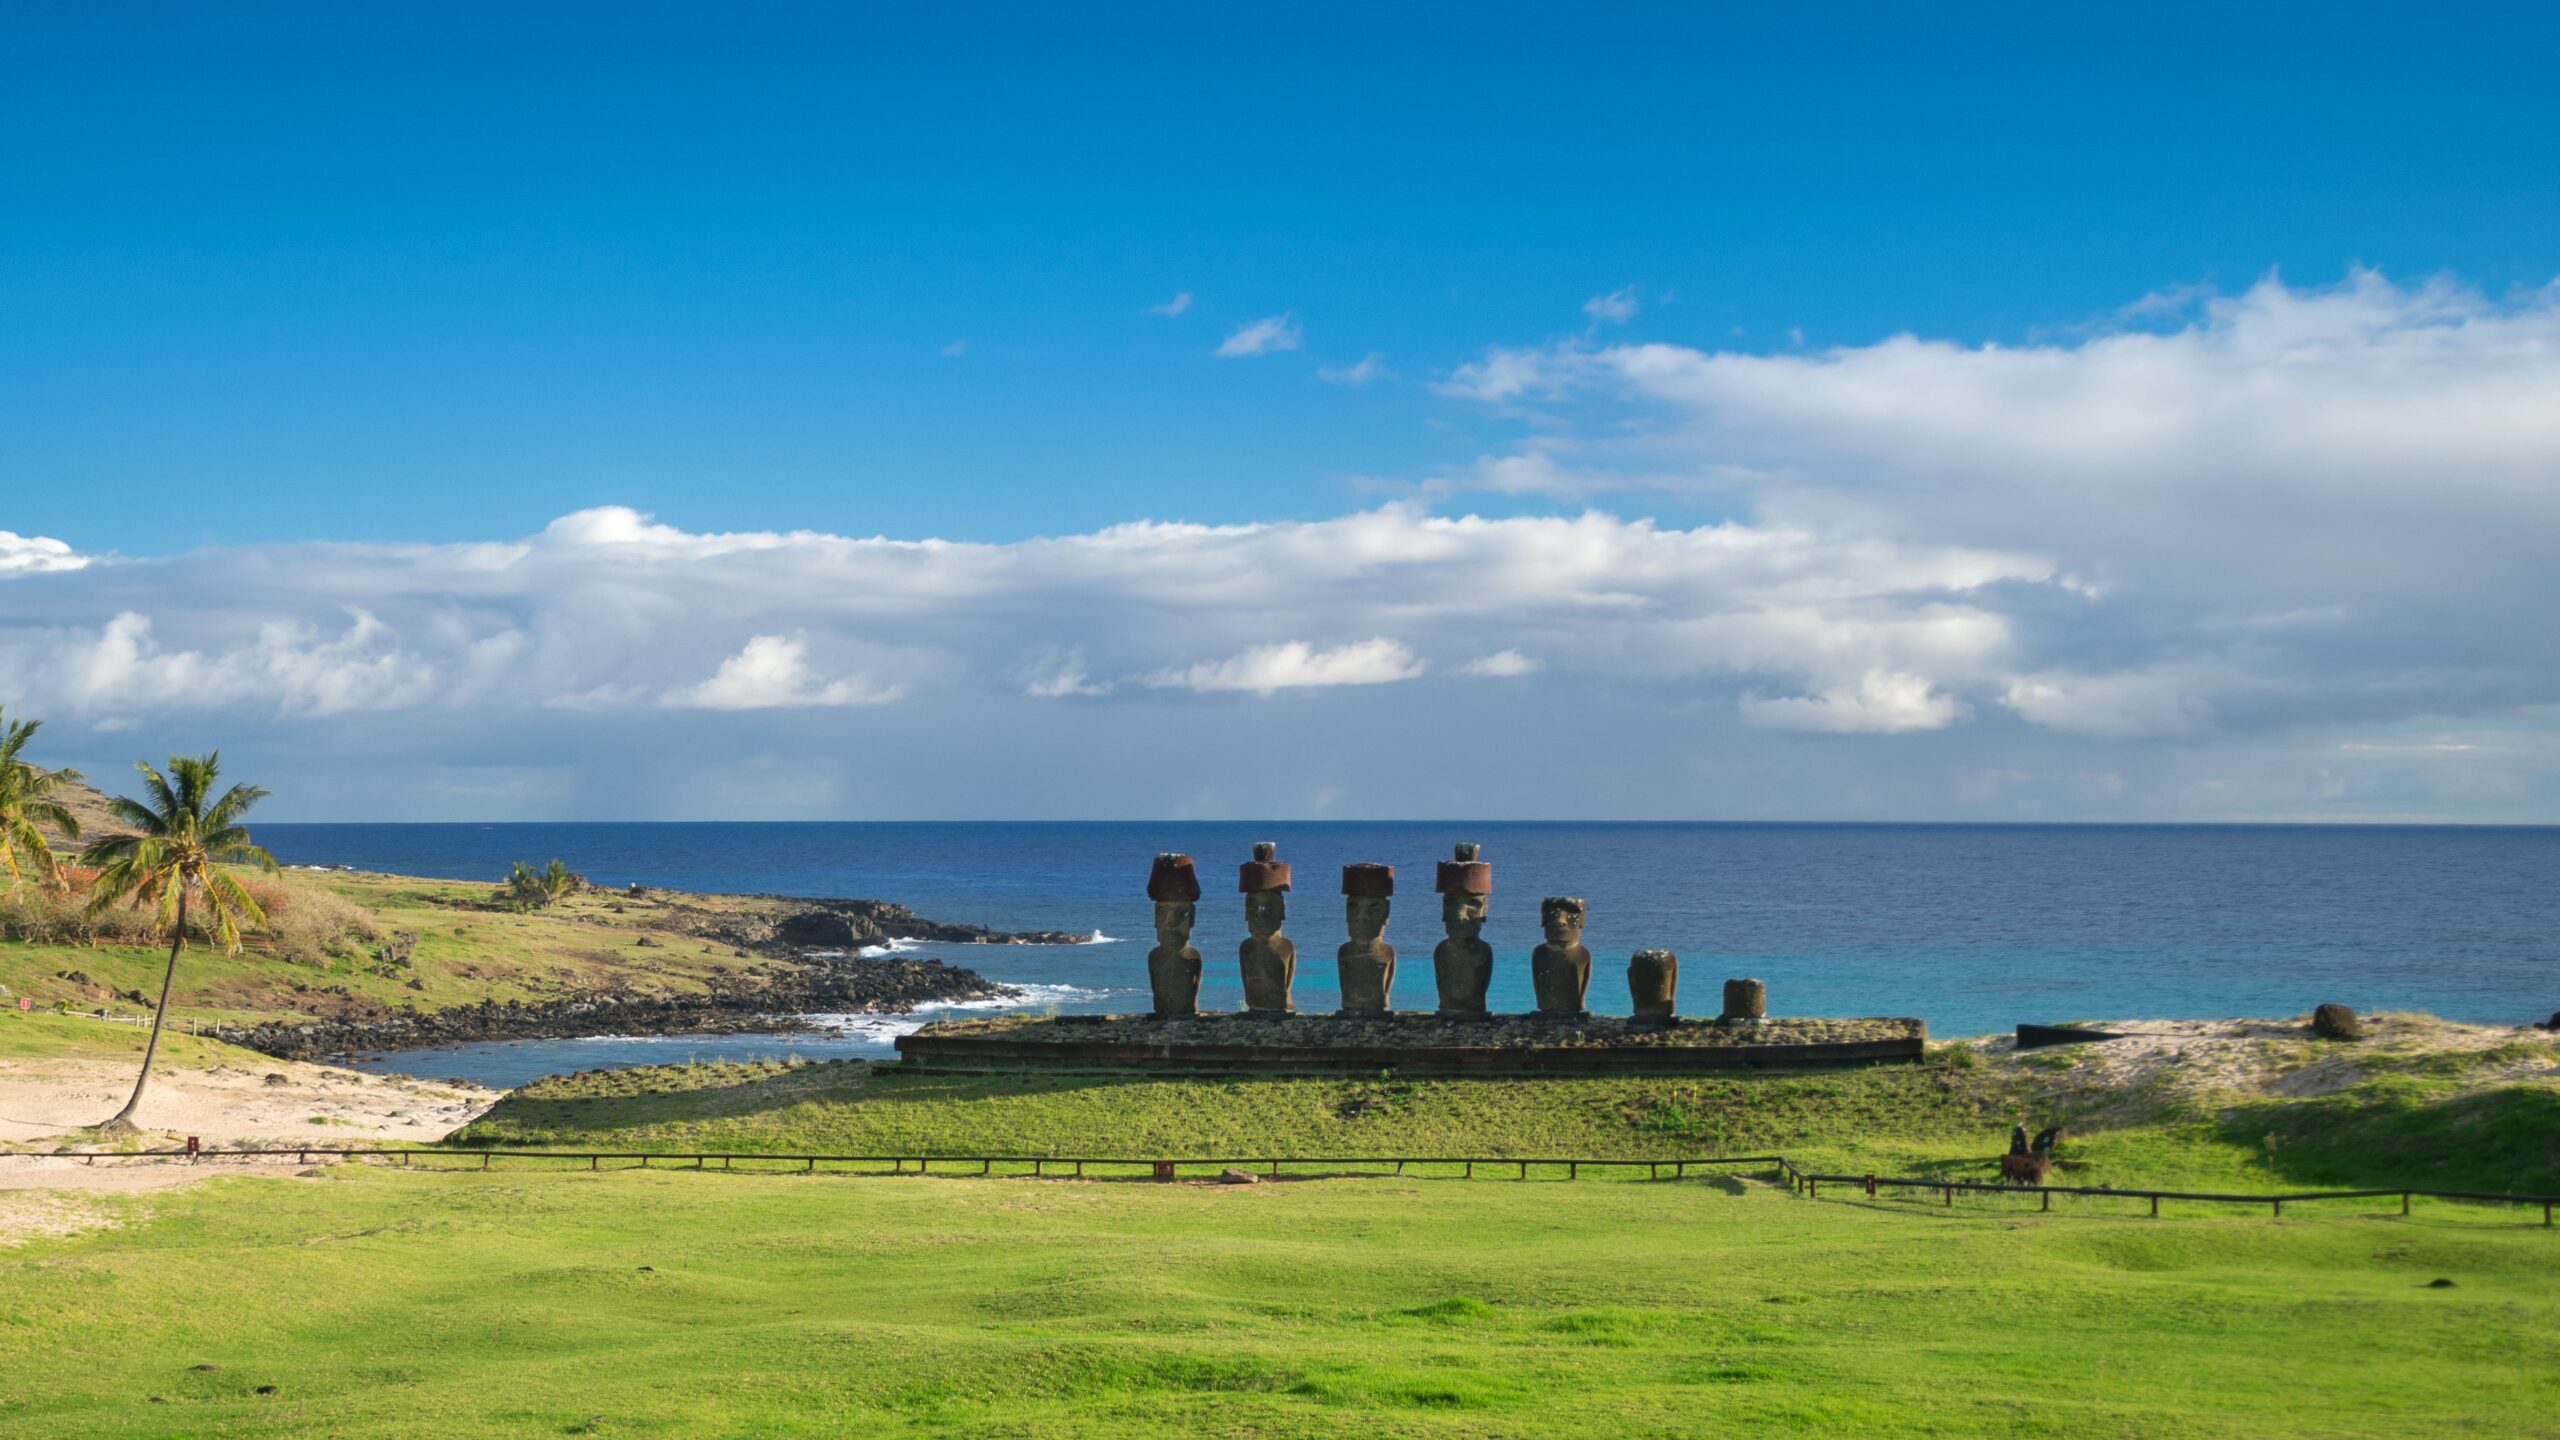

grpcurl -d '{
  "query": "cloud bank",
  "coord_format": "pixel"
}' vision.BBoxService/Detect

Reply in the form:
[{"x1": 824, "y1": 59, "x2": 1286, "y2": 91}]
[{"x1": 6, "y1": 271, "x2": 2556, "y2": 820}]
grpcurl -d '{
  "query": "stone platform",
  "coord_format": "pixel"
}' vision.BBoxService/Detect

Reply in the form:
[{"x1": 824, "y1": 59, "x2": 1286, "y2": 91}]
[{"x1": 893, "y1": 1012, "x2": 1926, "y2": 1074}]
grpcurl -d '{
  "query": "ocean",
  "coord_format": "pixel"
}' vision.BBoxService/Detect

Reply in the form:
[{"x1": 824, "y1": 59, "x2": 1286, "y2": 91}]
[{"x1": 250, "y1": 821, "x2": 2560, "y2": 1088}]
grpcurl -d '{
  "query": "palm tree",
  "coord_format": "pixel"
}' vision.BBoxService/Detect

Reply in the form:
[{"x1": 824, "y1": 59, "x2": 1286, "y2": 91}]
[
  {"x1": 0, "y1": 707, "x2": 82, "y2": 891},
  {"x1": 80, "y1": 753, "x2": 277, "y2": 1134}
]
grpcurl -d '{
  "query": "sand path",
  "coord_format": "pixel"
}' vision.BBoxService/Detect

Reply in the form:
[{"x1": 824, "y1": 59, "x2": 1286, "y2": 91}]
[{"x1": 0, "y1": 1055, "x2": 498, "y2": 1235}]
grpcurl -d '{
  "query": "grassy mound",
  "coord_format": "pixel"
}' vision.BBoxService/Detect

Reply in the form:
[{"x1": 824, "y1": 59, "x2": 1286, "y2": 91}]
[{"x1": 455, "y1": 1023, "x2": 2560, "y2": 1197}]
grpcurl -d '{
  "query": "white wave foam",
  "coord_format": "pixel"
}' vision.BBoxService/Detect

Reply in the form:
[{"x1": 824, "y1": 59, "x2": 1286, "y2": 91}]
[
  {"x1": 855, "y1": 937, "x2": 927, "y2": 958},
  {"x1": 1080, "y1": 931, "x2": 1120, "y2": 945}
]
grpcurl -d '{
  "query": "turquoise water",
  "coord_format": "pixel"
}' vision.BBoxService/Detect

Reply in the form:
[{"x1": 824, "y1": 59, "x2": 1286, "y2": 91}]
[{"x1": 252, "y1": 821, "x2": 2560, "y2": 1087}]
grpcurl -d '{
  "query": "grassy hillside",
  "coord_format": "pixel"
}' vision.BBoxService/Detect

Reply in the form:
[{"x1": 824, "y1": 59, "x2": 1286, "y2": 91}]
[
  {"x1": 2, "y1": 1164, "x2": 2553, "y2": 1437},
  {"x1": 0, "y1": 869, "x2": 801, "y2": 1030}
]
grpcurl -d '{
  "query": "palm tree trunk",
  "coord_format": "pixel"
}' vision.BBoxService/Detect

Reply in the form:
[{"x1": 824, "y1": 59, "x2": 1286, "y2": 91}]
[{"x1": 95, "y1": 890, "x2": 186, "y2": 1134}]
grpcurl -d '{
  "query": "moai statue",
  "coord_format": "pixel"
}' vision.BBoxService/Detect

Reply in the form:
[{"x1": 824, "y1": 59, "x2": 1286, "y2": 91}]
[
  {"x1": 1721, "y1": 977, "x2": 1767, "y2": 1023},
  {"x1": 1145, "y1": 853, "x2": 1203, "y2": 1017},
  {"x1": 1337, "y1": 863, "x2": 1397, "y2": 1014},
  {"x1": 1532, "y1": 896, "x2": 1592, "y2": 1018},
  {"x1": 1432, "y1": 842, "x2": 1493, "y2": 1017},
  {"x1": 1628, "y1": 949, "x2": 1678, "y2": 1025},
  {"x1": 1236, "y1": 841, "x2": 1296, "y2": 1014}
]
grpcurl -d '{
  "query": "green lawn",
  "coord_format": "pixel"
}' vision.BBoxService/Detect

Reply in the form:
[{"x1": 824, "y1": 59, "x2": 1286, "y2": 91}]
[{"x1": 2, "y1": 1164, "x2": 2553, "y2": 1437}]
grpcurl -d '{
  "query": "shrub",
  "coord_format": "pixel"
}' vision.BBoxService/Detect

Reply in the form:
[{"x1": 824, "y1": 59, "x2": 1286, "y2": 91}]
[{"x1": 498, "y1": 859, "x2": 587, "y2": 911}]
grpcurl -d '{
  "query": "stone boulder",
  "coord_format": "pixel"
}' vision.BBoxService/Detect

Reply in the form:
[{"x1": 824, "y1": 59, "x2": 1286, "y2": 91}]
[
  {"x1": 1217, "y1": 1168, "x2": 1260, "y2": 1186},
  {"x1": 2311, "y1": 1003, "x2": 2363, "y2": 1041}
]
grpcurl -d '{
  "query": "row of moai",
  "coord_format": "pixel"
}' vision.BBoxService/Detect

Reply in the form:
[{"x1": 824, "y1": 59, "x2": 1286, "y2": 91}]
[{"x1": 1143, "y1": 842, "x2": 1770, "y2": 1023}]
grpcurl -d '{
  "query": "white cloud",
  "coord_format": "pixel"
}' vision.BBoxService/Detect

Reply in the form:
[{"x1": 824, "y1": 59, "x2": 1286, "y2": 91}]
[
  {"x1": 939, "y1": 339, "x2": 967, "y2": 358},
  {"x1": 0, "y1": 530, "x2": 87, "y2": 576},
  {"x1": 1435, "y1": 270, "x2": 2560, "y2": 749},
  {"x1": 1741, "y1": 671, "x2": 1966, "y2": 734},
  {"x1": 1319, "y1": 352, "x2": 1389, "y2": 385},
  {"x1": 1458, "y1": 649, "x2": 1542, "y2": 678},
  {"x1": 10, "y1": 270, "x2": 2560, "y2": 820},
  {"x1": 1021, "y1": 647, "x2": 1111, "y2": 699},
  {"x1": 1432, "y1": 343, "x2": 1593, "y2": 403},
  {"x1": 2001, "y1": 668, "x2": 2217, "y2": 738},
  {"x1": 41, "y1": 608, "x2": 438, "y2": 720},
  {"x1": 1215, "y1": 314, "x2": 1301, "y2": 357},
  {"x1": 662, "y1": 635, "x2": 899, "y2": 710},
  {"x1": 1148, "y1": 292, "x2": 1194, "y2": 317},
  {"x1": 1147, "y1": 638, "x2": 1424, "y2": 696},
  {"x1": 1583, "y1": 285, "x2": 1639, "y2": 326}
]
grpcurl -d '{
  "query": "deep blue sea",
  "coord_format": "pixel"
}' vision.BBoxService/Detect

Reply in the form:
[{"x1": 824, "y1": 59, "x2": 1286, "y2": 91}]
[{"x1": 250, "y1": 822, "x2": 2560, "y2": 1088}]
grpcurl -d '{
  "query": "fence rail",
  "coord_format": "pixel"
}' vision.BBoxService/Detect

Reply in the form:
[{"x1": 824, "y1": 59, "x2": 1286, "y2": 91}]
[{"x1": 7, "y1": 1144, "x2": 2555, "y2": 1224}]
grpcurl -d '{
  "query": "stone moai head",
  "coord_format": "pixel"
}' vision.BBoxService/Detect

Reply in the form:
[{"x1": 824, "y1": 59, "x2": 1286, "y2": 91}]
[
  {"x1": 1540, "y1": 895, "x2": 1587, "y2": 947},
  {"x1": 1238, "y1": 841, "x2": 1292, "y2": 936},
  {"x1": 1148, "y1": 853, "x2": 1201, "y2": 944},
  {"x1": 1441, "y1": 889, "x2": 1487, "y2": 937},
  {"x1": 1341, "y1": 862, "x2": 1394, "y2": 942},
  {"x1": 1244, "y1": 887, "x2": 1286, "y2": 936},
  {"x1": 1436, "y1": 842, "x2": 1491, "y2": 938}
]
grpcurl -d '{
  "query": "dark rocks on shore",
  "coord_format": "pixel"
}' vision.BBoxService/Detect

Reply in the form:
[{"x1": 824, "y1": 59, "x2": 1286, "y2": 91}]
[
  {"x1": 2312, "y1": 1003, "x2": 2363, "y2": 1041},
  {"x1": 212, "y1": 955, "x2": 1017, "y2": 1062},
  {"x1": 670, "y1": 895, "x2": 1087, "y2": 955}
]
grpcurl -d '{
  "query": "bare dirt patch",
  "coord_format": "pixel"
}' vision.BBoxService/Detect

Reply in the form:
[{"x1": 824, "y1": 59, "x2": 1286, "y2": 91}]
[{"x1": 1964, "y1": 1013, "x2": 2560, "y2": 1120}]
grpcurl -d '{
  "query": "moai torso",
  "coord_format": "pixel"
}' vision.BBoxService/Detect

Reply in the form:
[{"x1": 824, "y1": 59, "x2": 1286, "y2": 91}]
[
  {"x1": 1431, "y1": 844, "x2": 1493, "y2": 1016},
  {"x1": 1627, "y1": 948, "x2": 1677, "y2": 1020},
  {"x1": 1531, "y1": 898, "x2": 1592, "y2": 1016},
  {"x1": 1147, "y1": 901, "x2": 1203, "y2": 1017},
  {"x1": 1237, "y1": 843, "x2": 1296, "y2": 1013},
  {"x1": 1336, "y1": 864, "x2": 1397, "y2": 1014}
]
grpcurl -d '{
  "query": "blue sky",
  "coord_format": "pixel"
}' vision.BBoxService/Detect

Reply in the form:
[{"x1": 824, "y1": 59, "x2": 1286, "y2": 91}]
[
  {"x1": 5, "y1": 4, "x2": 2560, "y2": 821},
  {"x1": 10, "y1": 3, "x2": 2559, "y2": 547}
]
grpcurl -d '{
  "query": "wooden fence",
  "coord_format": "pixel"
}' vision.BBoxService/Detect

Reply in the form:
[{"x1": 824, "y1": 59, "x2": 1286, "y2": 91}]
[{"x1": 8, "y1": 1145, "x2": 2555, "y2": 1224}]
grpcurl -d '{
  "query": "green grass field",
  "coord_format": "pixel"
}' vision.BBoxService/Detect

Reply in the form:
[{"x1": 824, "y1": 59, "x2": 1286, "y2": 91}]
[{"x1": 3, "y1": 1162, "x2": 2554, "y2": 1438}]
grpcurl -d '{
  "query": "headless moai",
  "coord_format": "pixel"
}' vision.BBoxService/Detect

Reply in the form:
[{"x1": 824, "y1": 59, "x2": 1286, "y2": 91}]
[
  {"x1": 1337, "y1": 863, "x2": 1396, "y2": 1014},
  {"x1": 1145, "y1": 853, "x2": 1203, "y2": 1017},
  {"x1": 1432, "y1": 843, "x2": 1493, "y2": 1016},
  {"x1": 1532, "y1": 896, "x2": 1592, "y2": 1018},
  {"x1": 1237, "y1": 842, "x2": 1296, "y2": 1014},
  {"x1": 1721, "y1": 977, "x2": 1767, "y2": 1022},
  {"x1": 1628, "y1": 948, "x2": 1678, "y2": 1024}
]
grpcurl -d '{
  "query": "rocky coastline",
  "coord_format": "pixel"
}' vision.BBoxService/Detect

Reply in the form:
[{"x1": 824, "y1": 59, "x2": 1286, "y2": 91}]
[
  {"x1": 650, "y1": 893, "x2": 1090, "y2": 954},
  {"x1": 212, "y1": 954, "x2": 1017, "y2": 1062}
]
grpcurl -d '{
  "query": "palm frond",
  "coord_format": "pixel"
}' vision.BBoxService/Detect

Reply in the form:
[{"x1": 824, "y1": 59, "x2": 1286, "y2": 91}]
[
  {"x1": 202, "y1": 781, "x2": 270, "y2": 833},
  {"x1": 132, "y1": 760, "x2": 180, "y2": 831}
]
